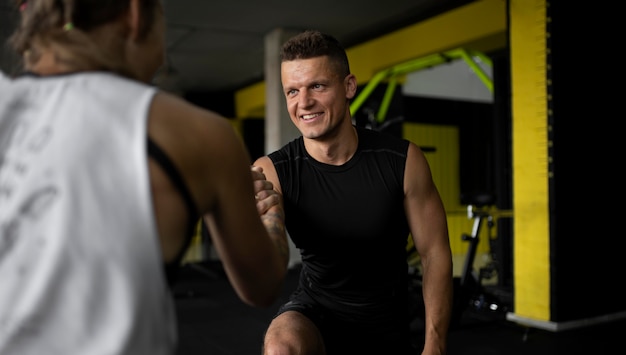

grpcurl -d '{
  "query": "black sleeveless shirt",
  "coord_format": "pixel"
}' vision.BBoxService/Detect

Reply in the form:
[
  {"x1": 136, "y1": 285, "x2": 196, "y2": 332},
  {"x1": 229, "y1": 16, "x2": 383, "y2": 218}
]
[{"x1": 269, "y1": 126, "x2": 410, "y2": 323}]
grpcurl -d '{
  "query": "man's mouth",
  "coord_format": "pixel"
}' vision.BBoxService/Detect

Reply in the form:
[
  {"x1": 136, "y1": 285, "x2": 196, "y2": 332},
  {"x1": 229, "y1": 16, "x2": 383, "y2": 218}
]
[{"x1": 301, "y1": 113, "x2": 321, "y2": 120}]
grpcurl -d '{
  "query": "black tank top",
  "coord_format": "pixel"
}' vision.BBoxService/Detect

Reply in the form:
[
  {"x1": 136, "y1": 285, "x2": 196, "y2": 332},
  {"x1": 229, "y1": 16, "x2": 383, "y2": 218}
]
[{"x1": 269, "y1": 126, "x2": 410, "y2": 323}]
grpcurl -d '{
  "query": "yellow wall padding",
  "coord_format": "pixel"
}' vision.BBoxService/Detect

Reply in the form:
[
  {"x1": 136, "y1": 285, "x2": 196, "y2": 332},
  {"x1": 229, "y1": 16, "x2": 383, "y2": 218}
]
[
  {"x1": 235, "y1": 82, "x2": 265, "y2": 118},
  {"x1": 402, "y1": 123, "x2": 460, "y2": 213},
  {"x1": 348, "y1": 0, "x2": 506, "y2": 87},
  {"x1": 234, "y1": 0, "x2": 506, "y2": 119},
  {"x1": 403, "y1": 122, "x2": 492, "y2": 276},
  {"x1": 510, "y1": 0, "x2": 550, "y2": 321}
]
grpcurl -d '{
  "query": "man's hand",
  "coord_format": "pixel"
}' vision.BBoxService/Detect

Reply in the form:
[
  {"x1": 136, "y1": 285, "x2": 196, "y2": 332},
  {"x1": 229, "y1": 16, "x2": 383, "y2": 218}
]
[{"x1": 251, "y1": 165, "x2": 281, "y2": 215}]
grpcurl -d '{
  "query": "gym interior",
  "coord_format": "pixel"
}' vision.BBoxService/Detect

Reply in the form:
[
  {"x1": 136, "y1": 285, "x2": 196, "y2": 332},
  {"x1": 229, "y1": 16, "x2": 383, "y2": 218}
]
[
  {"x1": 175, "y1": 1, "x2": 625, "y2": 353},
  {"x1": 188, "y1": 0, "x2": 625, "y2": 332},
  {"x1": 1, "y1": 0, "x2": 622, "y2": 354}
]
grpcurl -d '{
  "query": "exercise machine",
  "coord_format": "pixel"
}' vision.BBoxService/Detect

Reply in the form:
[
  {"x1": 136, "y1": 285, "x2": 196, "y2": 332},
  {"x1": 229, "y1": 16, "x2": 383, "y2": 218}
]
[
  {"x1": 454, "y1": 194, "x2": 512, "y2": 323},
  {"x1": 408, "y1": 193, "x2": 513, "y2": 328}
]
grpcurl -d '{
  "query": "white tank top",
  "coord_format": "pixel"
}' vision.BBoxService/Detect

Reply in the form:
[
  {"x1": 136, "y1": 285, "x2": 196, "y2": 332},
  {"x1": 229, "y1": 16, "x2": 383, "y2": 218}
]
[{"x1": 0, "y1": 72, "x2": 176, "y2": 354}]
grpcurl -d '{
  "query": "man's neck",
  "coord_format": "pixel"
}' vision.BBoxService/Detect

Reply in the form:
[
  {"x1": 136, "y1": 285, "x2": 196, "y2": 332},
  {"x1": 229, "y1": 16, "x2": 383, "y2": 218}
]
[{"x1": 303, "y1": 124, "x2": 358, "y2": 165}]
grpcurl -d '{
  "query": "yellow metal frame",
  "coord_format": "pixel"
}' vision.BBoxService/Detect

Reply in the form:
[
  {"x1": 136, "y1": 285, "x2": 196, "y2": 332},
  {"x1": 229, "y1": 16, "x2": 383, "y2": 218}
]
[{"x1": 349, "y1": 48, "x2": 493, "y2": 123}]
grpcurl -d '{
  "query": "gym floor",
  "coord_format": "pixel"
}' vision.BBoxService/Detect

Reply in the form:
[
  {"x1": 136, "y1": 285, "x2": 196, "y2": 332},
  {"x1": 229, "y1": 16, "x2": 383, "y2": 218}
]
[{"x1": 172, "y1": 261, "x2": 624, "y2": 355}]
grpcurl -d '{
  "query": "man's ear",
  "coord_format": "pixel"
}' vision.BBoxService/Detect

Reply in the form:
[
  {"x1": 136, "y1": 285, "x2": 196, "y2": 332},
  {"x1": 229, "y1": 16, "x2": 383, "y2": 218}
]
[{"x1": 345, "y1": 74, "x2": 358, "y2": 100}]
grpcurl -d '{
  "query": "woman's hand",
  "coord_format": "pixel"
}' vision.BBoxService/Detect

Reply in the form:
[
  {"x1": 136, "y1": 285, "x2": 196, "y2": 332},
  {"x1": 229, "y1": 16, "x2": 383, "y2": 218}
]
[{"x1": 251, "y1": 165, "x2": 281, "y2": 215}]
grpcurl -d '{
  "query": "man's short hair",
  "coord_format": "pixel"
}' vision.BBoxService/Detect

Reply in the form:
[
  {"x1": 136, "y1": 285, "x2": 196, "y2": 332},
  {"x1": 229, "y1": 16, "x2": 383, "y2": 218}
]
[{"x1": 280, "y1": 30, "x2": 351, "y2": 78}]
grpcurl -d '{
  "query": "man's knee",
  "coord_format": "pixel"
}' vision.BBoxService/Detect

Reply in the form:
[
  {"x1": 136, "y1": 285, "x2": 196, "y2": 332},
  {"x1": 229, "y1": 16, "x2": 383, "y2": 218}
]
[{"x1": 263, "y1": 313, "x2": 325, "y2": 355}]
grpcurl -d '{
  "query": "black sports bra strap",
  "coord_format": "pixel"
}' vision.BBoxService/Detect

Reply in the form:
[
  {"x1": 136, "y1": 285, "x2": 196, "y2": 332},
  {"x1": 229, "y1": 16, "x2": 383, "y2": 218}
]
[
  {"x1": 147, "y1": 137, "x2": 199, "y2": 285},
  {"x1": 147, "y1": 137, "x2": 198, "y2": 219}
]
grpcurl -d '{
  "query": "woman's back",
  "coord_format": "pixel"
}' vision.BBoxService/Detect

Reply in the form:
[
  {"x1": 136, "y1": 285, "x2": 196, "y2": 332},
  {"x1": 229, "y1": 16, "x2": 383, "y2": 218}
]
[
  {"x1": 0, "y1": 71, "x2": 178, "y2": 354},
  {"x1": 0, "y1": 1, "x2": 289, "y2": 353}
]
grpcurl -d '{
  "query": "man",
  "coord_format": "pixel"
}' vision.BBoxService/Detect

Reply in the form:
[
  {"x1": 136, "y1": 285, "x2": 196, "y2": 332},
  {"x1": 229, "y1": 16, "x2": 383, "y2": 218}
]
[{"x1": 254, "y1": 30, "x2": 453, "y2": 354}]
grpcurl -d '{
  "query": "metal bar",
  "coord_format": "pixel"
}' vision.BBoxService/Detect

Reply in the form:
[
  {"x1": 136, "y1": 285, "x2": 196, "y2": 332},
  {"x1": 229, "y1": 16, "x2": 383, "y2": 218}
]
[
  {"x1": 458, "y1": 49, "x2": 493, "y2": 93},
  {"x1": 349, "y1": 48, "x2": 494, "y2": 121},
  {"x1": 377, "y1": 76, "x2": 398, "y2": 123}
]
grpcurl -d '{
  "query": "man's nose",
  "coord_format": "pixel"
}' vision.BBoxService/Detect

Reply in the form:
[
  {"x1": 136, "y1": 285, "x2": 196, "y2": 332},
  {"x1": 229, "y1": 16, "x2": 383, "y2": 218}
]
[{"x1": 298, "y1": 90, "x2": 313, "y2": 107}]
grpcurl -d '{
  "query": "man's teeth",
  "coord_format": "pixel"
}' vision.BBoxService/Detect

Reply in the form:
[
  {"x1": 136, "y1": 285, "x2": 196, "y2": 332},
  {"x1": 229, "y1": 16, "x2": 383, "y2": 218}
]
[{"x1": 302, "y1": 113, "x2": 318, "y2": 120}]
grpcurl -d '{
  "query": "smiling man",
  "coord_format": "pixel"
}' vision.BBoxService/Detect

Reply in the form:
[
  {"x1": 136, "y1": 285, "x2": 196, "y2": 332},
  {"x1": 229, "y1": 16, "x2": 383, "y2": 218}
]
[{"x1": 253, "y1": 30, "x2": 454, "y2": 355}]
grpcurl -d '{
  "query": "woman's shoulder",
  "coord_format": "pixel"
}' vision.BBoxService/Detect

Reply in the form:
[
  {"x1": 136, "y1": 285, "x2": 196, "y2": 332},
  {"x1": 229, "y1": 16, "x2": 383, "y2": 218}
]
[
  {"x1": 148, "y1": 91, "x2": 248, "y2": 211},
  {"x1": 150, "y1": 90, "x2": 233, "y2": 134}
]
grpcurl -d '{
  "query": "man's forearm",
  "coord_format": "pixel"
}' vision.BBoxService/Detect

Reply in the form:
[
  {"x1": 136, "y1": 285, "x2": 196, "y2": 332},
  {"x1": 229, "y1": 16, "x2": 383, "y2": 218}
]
[
  {"x1": 420, "y1": 258, "x2": 453, "y2": 354},
  {"x1": 261, "y1": 209, "x2": 289, "y2": 269}
]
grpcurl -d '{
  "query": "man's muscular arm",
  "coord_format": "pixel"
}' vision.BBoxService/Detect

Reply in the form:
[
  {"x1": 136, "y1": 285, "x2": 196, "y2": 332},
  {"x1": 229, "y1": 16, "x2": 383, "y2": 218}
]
[
  {"x1": 252, "y1": 165, "x2": 290, "y2": 270},
  {"x1": 404, "y1": 143, "x2": 453, "y2": 355}
]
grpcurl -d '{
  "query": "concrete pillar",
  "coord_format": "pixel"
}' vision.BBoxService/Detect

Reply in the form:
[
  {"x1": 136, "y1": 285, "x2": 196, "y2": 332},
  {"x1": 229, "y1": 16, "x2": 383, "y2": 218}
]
[
  {"x1": 264, "y1": 28, "x2": 301, "y2": 153},
  {"x1": 264, "y1": 28, "x2": 302, "y2": 268}
]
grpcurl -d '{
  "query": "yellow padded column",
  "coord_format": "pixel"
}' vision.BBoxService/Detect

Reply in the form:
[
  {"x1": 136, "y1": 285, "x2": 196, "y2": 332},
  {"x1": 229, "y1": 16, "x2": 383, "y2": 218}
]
[{"x1": 510, "y1": 0, "x2": 550, "y2": 321}]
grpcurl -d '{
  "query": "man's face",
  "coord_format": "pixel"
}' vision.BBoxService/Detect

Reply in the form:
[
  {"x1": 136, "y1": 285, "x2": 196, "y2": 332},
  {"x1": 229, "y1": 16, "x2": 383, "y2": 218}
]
[{"x1": 281, "y1": 56, "x2": 356, "y2": 140}]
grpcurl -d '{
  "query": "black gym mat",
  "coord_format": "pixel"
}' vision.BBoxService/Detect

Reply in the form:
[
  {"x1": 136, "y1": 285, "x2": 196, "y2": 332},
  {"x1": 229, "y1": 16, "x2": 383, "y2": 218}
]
[{"x1": 172, "y1": 261, "x2": 624, "y2": 355}]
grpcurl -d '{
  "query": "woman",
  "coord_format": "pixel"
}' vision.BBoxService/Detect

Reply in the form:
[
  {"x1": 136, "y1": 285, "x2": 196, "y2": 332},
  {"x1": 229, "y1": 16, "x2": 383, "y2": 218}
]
[{"x1": 0, "y1": 0, "x2": 289, "y2": 354}]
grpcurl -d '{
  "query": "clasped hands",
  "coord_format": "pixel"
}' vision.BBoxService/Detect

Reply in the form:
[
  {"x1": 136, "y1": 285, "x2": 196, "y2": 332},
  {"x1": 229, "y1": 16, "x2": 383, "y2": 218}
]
[{"x1": 251, "y1": 166, "x2": 281, "y2": 216}]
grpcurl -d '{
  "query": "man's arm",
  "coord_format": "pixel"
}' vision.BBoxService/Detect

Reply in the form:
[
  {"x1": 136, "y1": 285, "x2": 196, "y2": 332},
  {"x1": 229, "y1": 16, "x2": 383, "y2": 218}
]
[
  {"x1": 251, "y1": 164, "x2": 289, "y2": 268},
  {"x1": 252, "y1": 156, "x2": 282, "y2": 195},
  {"x1": 404, "y1": 143, "x2": 453, "y2": 355}
]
